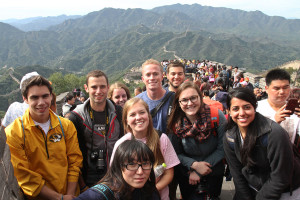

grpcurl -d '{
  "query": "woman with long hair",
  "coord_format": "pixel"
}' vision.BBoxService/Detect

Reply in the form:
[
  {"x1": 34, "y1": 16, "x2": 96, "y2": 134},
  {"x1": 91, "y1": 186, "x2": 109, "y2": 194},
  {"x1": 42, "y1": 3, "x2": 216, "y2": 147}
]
[
  {"x1": 110, "y1": 98, "x2": 180, "y2": 200},
  {"x1": 168, "y1": 81, "x2": 227, "y2": 200},
  {"x1": 74, "y1": 140, "x2": 160, "y2": 200},
  {"x1": 108, "y1": 82, "x2": 131, "y2": 108},
  {"x1": 224, "y1": 87, "x2": 300, "y2": 199}
]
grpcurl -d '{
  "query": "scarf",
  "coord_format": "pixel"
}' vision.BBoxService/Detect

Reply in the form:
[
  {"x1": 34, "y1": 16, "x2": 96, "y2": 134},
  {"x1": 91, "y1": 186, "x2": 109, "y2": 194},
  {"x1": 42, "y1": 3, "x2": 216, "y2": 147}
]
[{"x1": 174, "y1": 104, "x2": 216, "y2": 143}]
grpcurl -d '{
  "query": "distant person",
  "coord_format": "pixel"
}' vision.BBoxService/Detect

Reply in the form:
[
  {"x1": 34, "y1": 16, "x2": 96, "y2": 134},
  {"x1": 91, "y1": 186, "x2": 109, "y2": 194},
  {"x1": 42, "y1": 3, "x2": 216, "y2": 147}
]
[
  {"x1": 62, "y1": 92, "x2": 76, "y2": 116},
  {"x1": 1, "y1": 71, "x2": 39, "y2": 128},
  {"x1": 5, "y1": 75, "x2": 83, "y2": 199},
  {"x1": 256, "y1": 69, "x2": 300, "y2": 144},
  {"x1": 134, "y1": 87, "x2": 142, "y2": 96},
  {"x1": 80, "y1": 95, "x2": 86, "y2": 103},
  {"x1": 74, "y1": 140, "x2": 160, "y2": 200},
  {"x1": 136, "y1": 59, "x2": 175, "y2": 133},
  {"x1": 73, "y1": 88, "x2": 83, "y2": 105},
  {"x1": 165, "y1": 60, "x2": 185, "y2": 92},
  {"x1": 108, "y1": 82, "x2": 131, "y2": 108}
]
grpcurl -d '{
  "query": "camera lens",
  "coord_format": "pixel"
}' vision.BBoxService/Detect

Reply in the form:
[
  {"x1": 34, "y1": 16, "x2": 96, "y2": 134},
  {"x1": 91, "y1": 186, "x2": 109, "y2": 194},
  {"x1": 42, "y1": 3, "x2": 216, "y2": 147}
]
[{"x1": 96, "y1": 150, "x2": 105, "y2": 171}]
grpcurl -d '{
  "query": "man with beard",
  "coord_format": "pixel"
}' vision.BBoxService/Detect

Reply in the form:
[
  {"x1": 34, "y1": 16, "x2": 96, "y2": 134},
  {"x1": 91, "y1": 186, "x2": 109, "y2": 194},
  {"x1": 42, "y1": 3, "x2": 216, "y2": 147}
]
[{"x1": 165, "y1": 60, "x2": 186, "y2": 92}]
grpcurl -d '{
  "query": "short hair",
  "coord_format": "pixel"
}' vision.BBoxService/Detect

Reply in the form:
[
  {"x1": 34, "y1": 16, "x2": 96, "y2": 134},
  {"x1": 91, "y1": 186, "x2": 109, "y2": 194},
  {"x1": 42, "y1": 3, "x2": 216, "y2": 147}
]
[
  {"x1": 265, "y1": 68, "x2": 290, "y2": 86},
  {"x1": 166, "y1": 60, "x2": 185, "y2": 74},
  {"x1": 141, "y1": 59, "x2": 163, "y2": 74},
  {"x1": 22, "y1": 75, "x2": 52, "y2": 99},
  {"x1": 107, "y1": 82, "x2": 131, "y2": 100},
  {"x1": 65, "y1": 92, "x2": 74, "y2": 102},
  {"x1": 86, "y1": 70, "x2": 108, "y2": 85},
  {"x1": 203, "y1": 90, "x2": 209, "y2": 96},
  {"x1": 135, "y1": 87, "x2": 142, "y2": 93}
]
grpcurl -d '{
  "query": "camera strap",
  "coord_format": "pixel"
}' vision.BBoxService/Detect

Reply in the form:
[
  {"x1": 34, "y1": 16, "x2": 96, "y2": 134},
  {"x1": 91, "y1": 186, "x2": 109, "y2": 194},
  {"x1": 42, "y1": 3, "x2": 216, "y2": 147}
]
[{"x1": 88, "y1": 103, "x2": 109, "y2": 155}]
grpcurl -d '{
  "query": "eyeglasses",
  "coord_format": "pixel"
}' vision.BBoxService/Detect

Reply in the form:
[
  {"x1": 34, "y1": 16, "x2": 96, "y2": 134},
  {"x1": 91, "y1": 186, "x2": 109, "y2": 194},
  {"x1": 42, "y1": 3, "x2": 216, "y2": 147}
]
[
  {"x1": 179, "y1": 95, "x2": 199, "y2": 105},
  {"x1": 123, "y1": 162, "x2": 153, "y2": 171}
]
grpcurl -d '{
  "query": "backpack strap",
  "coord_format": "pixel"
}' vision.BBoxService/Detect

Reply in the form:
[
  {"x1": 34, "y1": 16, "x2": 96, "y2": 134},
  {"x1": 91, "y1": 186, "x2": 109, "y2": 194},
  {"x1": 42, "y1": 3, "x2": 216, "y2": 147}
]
[
  {"x1": 55, "y1": 114, "x2": 65, "y2": 139},
  {"x1": 21, "y1": 116, "x2": 26, "y2": 149},
  {"x1": 150, "y1": 91, "x2": 174, "y2": 118},
  {"x1": 91, "y1": 183, "x2": 116, "y2": 200},
  {"x1": 209, "y1": 105, "x2": 219, "y2": 135},
  {"x1": 21, "y1": 114, "x2": 65, "y2": 148}
]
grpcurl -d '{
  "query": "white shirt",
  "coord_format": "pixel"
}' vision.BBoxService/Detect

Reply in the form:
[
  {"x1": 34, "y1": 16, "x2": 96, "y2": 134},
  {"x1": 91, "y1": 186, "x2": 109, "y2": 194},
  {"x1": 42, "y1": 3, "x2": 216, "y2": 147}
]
[{"x1": 257, "y1": 99, "x2": 300, "y2": 143}]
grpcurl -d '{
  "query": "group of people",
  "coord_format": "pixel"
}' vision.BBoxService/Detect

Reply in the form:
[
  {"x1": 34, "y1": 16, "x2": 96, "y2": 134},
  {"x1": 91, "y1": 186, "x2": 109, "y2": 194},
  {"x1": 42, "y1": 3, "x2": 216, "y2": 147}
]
[{"x1": 1, "y1": 58, "x2": 300, "y2": 200}]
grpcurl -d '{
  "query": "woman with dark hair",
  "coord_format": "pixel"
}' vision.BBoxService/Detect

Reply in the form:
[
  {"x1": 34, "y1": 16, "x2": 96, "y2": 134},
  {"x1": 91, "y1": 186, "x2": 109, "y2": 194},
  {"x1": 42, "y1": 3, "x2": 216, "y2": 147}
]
[
  {"x1": 168, "y1": 82, "x2": 227, "y2": 200},
  {"x1": 224, "y1": 87, "x2": 300, "y2": 200},
  {"x1": 74, "y1": 140, "x2": 160, "y2": 200},
  {"x1": 110, "y1": 98, "x2": 179, "y2": 200}
]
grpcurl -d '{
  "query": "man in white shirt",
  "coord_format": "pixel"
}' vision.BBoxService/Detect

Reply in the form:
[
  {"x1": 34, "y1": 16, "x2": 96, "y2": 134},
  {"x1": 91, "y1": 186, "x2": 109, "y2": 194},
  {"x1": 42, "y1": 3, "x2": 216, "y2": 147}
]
[{"x1": 256, "y1": 68, "x2": 300, "y2": 143}]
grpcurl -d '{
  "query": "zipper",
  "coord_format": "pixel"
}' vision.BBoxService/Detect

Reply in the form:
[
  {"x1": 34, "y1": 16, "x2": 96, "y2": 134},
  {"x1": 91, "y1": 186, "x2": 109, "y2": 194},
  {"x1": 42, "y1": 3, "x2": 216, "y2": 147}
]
[{"x1": 37, "y1": 126, "x2": 49, "y2": 159}]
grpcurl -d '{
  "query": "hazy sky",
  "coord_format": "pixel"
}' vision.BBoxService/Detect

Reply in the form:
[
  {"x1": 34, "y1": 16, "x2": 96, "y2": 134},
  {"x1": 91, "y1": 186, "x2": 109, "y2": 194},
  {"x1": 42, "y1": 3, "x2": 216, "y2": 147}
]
[{"x1": 0, "y1": 0, "x2": 299, "y2": 20}]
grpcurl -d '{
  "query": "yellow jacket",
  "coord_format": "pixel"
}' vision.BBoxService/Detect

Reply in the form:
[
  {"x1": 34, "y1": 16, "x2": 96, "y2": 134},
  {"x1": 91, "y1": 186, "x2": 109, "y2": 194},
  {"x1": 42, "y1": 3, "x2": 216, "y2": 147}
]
[{"x1": 5, "y1": 109, "x2": 83, "y2": 198}]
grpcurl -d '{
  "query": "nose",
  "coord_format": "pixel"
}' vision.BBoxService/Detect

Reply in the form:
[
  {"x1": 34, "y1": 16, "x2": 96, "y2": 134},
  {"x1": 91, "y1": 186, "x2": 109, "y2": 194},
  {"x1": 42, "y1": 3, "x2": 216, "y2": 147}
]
[
  {"x1": 37, "y1": 97, "x2": 45, "y2": 105},
  {"x1": 239, "y1": 108, "x2": 246, "y2": 116},
  {"x1": 136, "y1": 165, "x2": 144, "y2": 174}
]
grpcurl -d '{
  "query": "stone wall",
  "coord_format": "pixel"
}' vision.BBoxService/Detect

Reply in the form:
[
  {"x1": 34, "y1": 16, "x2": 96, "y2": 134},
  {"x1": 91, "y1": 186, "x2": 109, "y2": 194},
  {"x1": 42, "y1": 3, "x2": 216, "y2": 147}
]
[{"x1": 0, "y1": 127, "x2": 24, "y2": 200}]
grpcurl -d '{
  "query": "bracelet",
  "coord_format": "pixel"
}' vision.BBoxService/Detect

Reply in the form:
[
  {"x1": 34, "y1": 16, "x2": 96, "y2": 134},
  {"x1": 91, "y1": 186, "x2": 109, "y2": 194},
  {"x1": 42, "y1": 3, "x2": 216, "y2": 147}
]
[{"x1": 61, "y1": 194, "x2": 63, "y2": 200}]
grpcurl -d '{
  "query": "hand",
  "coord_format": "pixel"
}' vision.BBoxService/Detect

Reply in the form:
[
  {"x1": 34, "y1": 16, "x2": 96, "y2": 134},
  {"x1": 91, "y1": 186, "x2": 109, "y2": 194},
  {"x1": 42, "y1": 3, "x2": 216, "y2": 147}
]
[
  {"x1": 62, "y1": 195, "x2": 76, "y2": 200},
  {"x1": 191, "y1": 161, "x2": 212, "y2": 176},
  {"x1": 274, "y1": 104, "x2": 292, "y2": 123},
  {"x1": 189, "y1": 171, "x2": 200, "y2": 185}
]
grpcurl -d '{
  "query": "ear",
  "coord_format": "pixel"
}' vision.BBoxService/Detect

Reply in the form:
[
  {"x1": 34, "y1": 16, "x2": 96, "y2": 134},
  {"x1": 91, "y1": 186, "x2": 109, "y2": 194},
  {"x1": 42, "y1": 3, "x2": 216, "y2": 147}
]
[
  {"x1": 84, "y1": 84, "x2": 88, "y2": 93},
  {"x1": 141, "y1": 75, "x2": 144, "y2": 82},
  {"x1": 23, "y1": 96, "x2": 28, "y2": 104}
]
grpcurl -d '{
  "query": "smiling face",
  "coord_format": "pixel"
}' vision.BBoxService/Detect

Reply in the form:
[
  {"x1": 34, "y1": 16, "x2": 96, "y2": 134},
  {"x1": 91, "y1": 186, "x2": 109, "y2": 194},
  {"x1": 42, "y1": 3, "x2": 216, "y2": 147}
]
[
  {"x1": 84, "y1": 76, "x2": 109, "y2": 109},
  {"x1": 178, "y1": 88, "x2": 201, "y2": 122},
  {"x1": 167, "y1": 66, "x2": 185, "y2": 90},
  {"x1": 24, "y1": 85, "x2": 52, "y2": 123},
  {"x1": 112, "y1": 88, "x2": 128, "y2": 107},
  {"x1": 229, "y1": 97, "x2": 256, "y2": 133},
  {"x1": 122, "y1": 158, "x2": 151, "y2": 189},
  {"x1": 142, "y1": 64, "x2": 163, "y2": 91},
  {"x1": 126, "y1": 101, "x2": 150, "y2": 137}
]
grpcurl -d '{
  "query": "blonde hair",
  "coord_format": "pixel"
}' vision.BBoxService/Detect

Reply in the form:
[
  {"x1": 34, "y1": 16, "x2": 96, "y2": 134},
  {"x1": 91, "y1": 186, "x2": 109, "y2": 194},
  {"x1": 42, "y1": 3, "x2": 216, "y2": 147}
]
[
  {"x1": 122, "y1": 98, "x2": 164, "y2": 166},
  {"x1": 107, "y1": 82, "x2": 131, "y2": 100},
  {"x1": 141, "y1": 59, "x2": 163, "y2": 74}
]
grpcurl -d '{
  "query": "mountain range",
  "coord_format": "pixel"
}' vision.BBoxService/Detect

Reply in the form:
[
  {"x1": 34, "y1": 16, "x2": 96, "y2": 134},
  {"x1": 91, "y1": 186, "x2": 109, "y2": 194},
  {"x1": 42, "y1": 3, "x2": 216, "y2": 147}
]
[{"x1": 0, "y1": 3, "x2": 300, "y2": 79}]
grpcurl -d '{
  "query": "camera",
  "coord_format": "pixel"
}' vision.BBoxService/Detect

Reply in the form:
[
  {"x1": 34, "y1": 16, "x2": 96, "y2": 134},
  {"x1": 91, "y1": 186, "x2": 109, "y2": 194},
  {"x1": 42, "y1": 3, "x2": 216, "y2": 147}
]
[
  {"x1": 90, "y1": 149, "x2": 105, "y2": 171},
  {"x1": 196, "y1": 177, "x2": 209, "y2": 194}
]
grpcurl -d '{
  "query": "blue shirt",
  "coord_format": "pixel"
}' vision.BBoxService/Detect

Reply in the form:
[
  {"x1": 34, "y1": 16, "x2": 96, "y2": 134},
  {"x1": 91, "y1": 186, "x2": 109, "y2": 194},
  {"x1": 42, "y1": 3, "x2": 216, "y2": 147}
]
[{"x1": 136, "y1": 90, "x2": 173, "y2": 133}]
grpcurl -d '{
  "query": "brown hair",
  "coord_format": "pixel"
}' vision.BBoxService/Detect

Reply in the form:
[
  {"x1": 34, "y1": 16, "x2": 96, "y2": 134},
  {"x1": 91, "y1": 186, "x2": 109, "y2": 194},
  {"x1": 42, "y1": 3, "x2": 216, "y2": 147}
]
[
  {"x1": 22, "y1": 75, "x2": 52, "y2": 99},
  {"x1": 166, "y1": 60, "x2": 185, "y2": 74},
  {"x1": 168, "y1": 82, "x2": 205, "y2": 132},
  {"x1": 86, "y1": 70, "x2": 108, "y2": 85},
  {"x1": 122, "y1": 98, "x2": 164, "y2": 166},
  {"x1": 108, "y1": 82, "x2": 131, "y2": 100}
]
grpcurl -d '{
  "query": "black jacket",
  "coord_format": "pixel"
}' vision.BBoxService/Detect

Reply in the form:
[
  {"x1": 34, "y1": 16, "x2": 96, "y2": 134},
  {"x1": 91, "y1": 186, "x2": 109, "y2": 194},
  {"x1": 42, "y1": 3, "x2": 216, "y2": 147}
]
[{"x1": 224, "y1": 112, "x2": 300, "y2": 200}]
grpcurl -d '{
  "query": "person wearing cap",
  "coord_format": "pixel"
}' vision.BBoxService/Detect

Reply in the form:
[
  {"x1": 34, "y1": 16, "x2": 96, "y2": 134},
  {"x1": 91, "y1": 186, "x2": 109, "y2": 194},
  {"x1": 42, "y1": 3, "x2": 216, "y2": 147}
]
[
  {"x1": 245, "y1": 77, "x2": 254, "y2": 91},
  {"x1": 1, "y1": 72, "x2": 39, "y2": 128}
]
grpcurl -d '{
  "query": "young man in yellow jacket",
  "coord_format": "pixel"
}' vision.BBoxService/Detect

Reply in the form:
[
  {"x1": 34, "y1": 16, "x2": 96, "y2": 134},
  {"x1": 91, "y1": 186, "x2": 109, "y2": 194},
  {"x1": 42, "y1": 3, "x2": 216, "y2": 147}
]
[{"x1": 5, "y1": 75, "x2": 83, "y2": 200}]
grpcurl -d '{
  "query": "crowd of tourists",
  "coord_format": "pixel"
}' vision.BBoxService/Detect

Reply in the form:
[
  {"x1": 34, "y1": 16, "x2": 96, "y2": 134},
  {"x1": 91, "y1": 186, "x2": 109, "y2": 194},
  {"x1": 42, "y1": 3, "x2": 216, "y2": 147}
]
[{"x1": 1, "y1": 58, "x2": 300, "y2": 200}]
